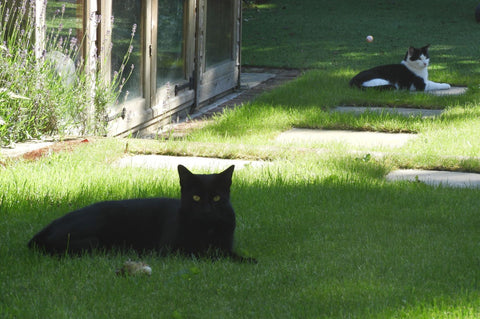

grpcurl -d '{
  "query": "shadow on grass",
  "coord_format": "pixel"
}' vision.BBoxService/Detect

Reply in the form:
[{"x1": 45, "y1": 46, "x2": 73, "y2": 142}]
[
  {"x1": 1, "y1": 147, "x2": 480, "y2": 317},
  {"x1": 189, "y1": 69, "x2": 478, "y2": 143},
  {"x1": 234, "y1": 163, "x2": 480, "y2": 317},
  {"x1": 242, "y1": 0, "x2": 480, "y2": 78}
]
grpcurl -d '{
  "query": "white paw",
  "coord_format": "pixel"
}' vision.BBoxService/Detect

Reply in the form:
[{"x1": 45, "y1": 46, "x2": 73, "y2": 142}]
[
  {"x1": 440, "y1": 83, "x2": 451, "y2": 90},
  {"x1": 425, "y1": 81, "x2": 451, "y2": 91}
]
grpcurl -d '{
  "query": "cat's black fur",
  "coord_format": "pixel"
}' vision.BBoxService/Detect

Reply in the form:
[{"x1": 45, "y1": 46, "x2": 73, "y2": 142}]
[
  {"x1": 349, "y1": 45, "x2": 450, "y2": 91},
  {"x1": 28, "y1": 165, "x2": 256, "y2": 263},
  {"x1": 350, "y1": 63, "x2": 426, "y2": 90}
]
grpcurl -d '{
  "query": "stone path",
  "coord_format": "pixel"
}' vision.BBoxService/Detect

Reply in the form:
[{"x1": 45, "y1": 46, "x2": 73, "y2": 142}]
[
  {"x1": 333, "y1": 106, "x2": 443, "y2": 118},
  {"x1": 386, "y1": 169, "x2": 480, "y2": 188},
  {"x1": 276, "y1": 128, "x2": 416, "y2": 148},
  {"x1": 428, "y1": 86, "x2": 468, "y2": 96},
  {"x1": 1, "y1": 140, "x2": 54, "y2": 158},
  {"x1": 1, "y1": 70, "x2": 476, "y2": 188},
  {"x1": 115, "y1": 155, "x2": 266, "y2": 171}
]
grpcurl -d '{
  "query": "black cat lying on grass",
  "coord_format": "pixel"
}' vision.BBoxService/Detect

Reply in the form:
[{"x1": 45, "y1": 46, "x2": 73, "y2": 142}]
[{"x1": 28, "y1": 165, "x2": 256, "y2": 263}]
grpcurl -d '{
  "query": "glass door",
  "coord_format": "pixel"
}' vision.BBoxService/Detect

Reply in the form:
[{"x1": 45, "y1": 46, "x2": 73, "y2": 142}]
[
  {"x1": 103, "y1": 0, "x2": 240, "y2": 135},
  {"x1": 196, "y1": 0, "x2": 240, "y2": 106},
  {"x1": 111, "y1": 0, "x2": 143, "y2": 102},
  {"x1": 104, "y1": 0, "x2": 148, "y2": 135},
  {"x1": 150, "y1": 0, "x2": 195, "y2": 119}
]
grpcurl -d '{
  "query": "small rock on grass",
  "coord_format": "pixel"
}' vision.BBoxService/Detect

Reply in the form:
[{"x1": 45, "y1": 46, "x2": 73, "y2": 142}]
[{"x1": 116, "y1": 260, "x2": 152, "y2": 276}]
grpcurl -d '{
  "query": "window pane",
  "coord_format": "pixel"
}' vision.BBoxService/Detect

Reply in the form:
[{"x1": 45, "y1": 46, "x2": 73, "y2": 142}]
[
  {"x1": 157, "y1": 0, "x2": 186, "y2": 88},
  {"x1": 45, "y1": 0, "x2": 84, "y2": 55},
  {"x1": 205, "y1": 0, "x2": 233, "y2": 68},
  {"x1": 112, "y1": 0, "x2": 142, "y2": 100}
]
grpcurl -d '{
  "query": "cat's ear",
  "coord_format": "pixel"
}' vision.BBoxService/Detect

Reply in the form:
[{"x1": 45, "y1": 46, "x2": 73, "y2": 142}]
[
  {"x1": 221, "y1": 165, "x2": 234, "y2": 178},
  {"x1": 405, "y1": 47, "x2": 415, "y2": 61},
  {"x1": 218, "y1": 165, "x2": 235, "y2": 187},
  {"x1": 422, "y1": 44, "x2": 430, "y2": 54},
  {"x1": 177, "y1": 164, "x2": 192, "y2": 176},
  {"x1": 178, "y1": 165, "x2": 195, "y2": 188}
]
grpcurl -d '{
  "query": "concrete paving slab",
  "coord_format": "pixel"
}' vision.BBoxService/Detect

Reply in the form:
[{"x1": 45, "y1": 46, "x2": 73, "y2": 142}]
[
  {"x1": 114, "y1": 155, "x2": 266, "y2": 171},
  {"x1": 276, "y1": 128, "x2": 416, "y2": 148},
  {"x1": 333, "y1": 106, "x2": 443, "y2": 118},
  {"x1": 1, "y1": 141, "x2": 54, "y2": 158},
  {"x1": 427, "y1": 86, "x2": 467, "y2": 96},
  {"x1": 386, "y1": 169, "x2": 480, "y2": 188},
  {"x1": 240, "y1": 72, "x2": 276, "y2": 89}
]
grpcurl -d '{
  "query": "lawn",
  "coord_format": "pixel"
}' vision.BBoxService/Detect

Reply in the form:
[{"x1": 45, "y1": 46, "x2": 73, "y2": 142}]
[
  {"x1": 2, "y1": 0, "x2": 480, "y2": 318},
  {"x1": 2, "y1": 140, "x2": 480, "y2": 318}
]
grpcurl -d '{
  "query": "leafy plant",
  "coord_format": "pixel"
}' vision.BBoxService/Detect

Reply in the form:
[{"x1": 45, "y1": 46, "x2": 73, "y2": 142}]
[{"x1": 0, "y1": 0, "x2": 135, "y2": 145}]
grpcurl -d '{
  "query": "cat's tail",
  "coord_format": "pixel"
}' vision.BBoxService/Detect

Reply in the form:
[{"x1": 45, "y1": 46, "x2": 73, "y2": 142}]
[
  {"x1": 27, "y1": 228, "x2": 49, "y2": 250},
  {"x1": 349, "y1": 75, "x2": 363, "y2": 88}
]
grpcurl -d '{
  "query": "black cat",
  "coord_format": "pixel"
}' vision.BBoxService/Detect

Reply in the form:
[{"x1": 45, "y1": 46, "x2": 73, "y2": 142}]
[
  {"x1": 349, "y1": 45, "x2": 450, "y2": 91},
  {"x1": 28, "y1": 165, "x2": 256, "y2": 263}
]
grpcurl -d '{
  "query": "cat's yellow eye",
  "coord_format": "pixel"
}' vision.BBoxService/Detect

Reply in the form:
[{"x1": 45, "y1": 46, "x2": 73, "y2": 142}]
[
  {"x1": 193, "y1": 195, "x2": 201, "y2": 202},
  {"x1": 213, "y1": 195, "x2": 221, "y2": 202}
]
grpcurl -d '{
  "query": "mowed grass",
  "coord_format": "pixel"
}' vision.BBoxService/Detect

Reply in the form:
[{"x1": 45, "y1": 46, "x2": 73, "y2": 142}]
[
  {"x1": 3, "y1": 0, "x2": 480, "y2": 318},
  {"x1": 182, "y1": 0, "x2": 480, "y2": 171},
  {"x1": 181, "y1": 69, "x2": 480, "y2": 171},
  {"x1": 1, "y1": 140, "x2": 480, "y2": 318},
  {"x1": 242, "y1": 0, "x2": 480, "y2": 82}
]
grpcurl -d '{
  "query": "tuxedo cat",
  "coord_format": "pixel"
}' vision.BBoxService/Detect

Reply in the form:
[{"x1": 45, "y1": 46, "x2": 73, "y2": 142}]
[
  {"x1": 349, "y1": 45, "x2": 451, "y2": 91},
  {"x1": 28, "y1": 165, "x2": 256, "y2": 263}
]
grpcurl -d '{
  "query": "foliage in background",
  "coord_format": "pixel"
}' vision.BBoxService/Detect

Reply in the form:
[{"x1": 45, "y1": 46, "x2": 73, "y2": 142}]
[{"x1": 0, "y1": 0, "x2": 134, "y2": 146}]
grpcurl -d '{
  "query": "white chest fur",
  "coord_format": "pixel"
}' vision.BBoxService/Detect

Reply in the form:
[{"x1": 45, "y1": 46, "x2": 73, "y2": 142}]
[{"x1": 401, "y1": 58, "x2": 450, "y2": 91}]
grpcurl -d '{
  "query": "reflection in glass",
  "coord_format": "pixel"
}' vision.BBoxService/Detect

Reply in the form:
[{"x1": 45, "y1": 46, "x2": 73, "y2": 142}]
[
  {"x1": 157, "y1": 0, "x2": 186, "y2": 88},
  {"x1": 205, "y1": 0, "x2": 233, "y2": 68},
  {"x1": 45, "y1": 0, "x2": 84, "y2": 56},
  {"x1": 112, "y1": 0, "x2": 142, "y2": 100}
]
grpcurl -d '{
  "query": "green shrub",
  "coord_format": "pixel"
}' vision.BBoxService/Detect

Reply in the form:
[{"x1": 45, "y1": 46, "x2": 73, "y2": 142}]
[{"x1": 0, "y1": 0, "x2": 134, "y2": 146}]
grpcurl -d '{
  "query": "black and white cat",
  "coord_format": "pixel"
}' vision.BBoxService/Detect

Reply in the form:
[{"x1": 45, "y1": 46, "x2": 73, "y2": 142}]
[
  {"x1": 28, "y1": 165, "x2": 256, "y2": 263},
  {"x1": 349, "y1": 45, "x2": 451, "y2": 91}
]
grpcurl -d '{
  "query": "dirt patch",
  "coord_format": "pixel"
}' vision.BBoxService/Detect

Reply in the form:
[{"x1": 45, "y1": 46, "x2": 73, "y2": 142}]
[
  {"x1": 21, "y1": 139, "x2": 90, "y2": 161},
  {"x1": 1, "y1": 139, "x2": 91, "y2": 163}
]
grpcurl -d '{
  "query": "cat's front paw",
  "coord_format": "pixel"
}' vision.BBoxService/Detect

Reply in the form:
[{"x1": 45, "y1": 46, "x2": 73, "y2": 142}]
[
  {"x1": 240, "y1": 256, "x2": 258, "y2": 264},
  {"x1": 425, "y1": 81, "x2": 451, "y2": 91},
  {"x1": 229, "y1": 252, "x2": 258, "y2": 263}
]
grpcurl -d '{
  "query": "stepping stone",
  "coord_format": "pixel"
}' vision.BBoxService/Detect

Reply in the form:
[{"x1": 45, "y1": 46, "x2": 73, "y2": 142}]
[
  {"x1": 114, "y1": 155, "x2": 265, "y2": 171},
  {"x1": 240, "y1": 72, "x2": 276, "y2": 89},
  {"x1": 427, "y1": 86, "x2": 467, "y2": 96},
  {"x1": 276, "y1": 128, "x2": 415, "y2": 148},
  {"x1": 1, "y1": 141, "x2": 54, "y2": 158},
  {"x1": 386, "y1": 169, "x2": 480, "y2": 188},
  {"x1": 333, "y1": 106, "x2": 443, "y2": 118}
]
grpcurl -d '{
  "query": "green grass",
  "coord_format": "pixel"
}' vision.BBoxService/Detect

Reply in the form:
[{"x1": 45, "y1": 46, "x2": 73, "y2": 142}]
[
  {"x1": 177, "y1": 0, "x2": 480, "y2": 171},
  {"x1": 2, "y1": 140, "x2": 480, "y2": 318},
  {"x1": 2, "y1": 0, "x2": 480, "y2": 318},
  {"x1": 242, "y1": 0, "x2": 480, "y2": 80}
]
